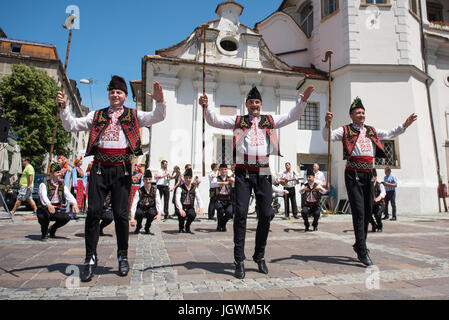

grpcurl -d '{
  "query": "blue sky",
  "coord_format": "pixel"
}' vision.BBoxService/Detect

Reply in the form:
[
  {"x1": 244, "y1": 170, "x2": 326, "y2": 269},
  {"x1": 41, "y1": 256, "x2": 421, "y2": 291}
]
[{"x1": 1, "y1": 0, "x2": 281, "y2": 111}]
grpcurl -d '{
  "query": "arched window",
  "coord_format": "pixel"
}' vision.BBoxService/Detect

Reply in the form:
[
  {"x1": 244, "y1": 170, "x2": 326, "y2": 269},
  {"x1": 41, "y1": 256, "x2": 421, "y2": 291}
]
[{"x1": 299, "y1": 2, "x2": 314, "y2": 37}]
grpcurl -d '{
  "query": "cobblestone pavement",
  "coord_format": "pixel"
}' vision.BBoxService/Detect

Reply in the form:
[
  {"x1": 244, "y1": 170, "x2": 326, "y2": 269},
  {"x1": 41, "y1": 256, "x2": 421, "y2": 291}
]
[{"x1": 1, "y1": 209, "x2": 449, "y2": 300}]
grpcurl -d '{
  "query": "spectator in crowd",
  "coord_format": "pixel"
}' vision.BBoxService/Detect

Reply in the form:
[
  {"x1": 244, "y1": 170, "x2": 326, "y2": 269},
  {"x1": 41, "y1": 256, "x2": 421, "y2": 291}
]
[
  {"x1": 279, "y1": 162, "x2": 300, "y2": 219},
  {"x1": 155, "y1": 160, "x2": 172, "y2": 220},
  {"x1": 10, "y1": 157, "x2": 37, "y2": 215},
  {"x1": 382, "y1": 167, "x2": 398, "y2": 221},
  {"x1": 313, "y1": 163, "x2": 326, "y2": 187}
]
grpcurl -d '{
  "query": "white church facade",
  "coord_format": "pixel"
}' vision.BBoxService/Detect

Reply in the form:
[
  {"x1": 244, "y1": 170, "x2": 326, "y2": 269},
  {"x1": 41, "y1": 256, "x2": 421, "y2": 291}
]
[{"x1": 136, "y1": 0, "x2": 449, "y2": 214}]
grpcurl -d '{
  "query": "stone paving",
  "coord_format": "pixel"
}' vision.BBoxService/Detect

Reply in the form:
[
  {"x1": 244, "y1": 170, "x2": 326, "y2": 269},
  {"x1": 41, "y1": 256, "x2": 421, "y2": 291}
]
[{"x1": 1, "y1": 208, "x2": 449, "y2": 300}]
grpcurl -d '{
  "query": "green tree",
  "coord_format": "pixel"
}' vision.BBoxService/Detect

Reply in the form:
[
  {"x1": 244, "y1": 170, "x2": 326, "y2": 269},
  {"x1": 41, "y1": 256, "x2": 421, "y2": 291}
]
[{"x1": 0, "y1": 64, "x2": 71, "y2": 172}]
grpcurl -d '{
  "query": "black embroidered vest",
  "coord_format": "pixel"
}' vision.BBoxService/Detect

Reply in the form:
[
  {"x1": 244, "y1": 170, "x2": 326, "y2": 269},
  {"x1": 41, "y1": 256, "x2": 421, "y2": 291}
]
[
  {"x1": 137, "y1": 186, "x2": 156, "y2": 210},
  {"x1": 301, "y1": 183, "x2": 321, "y2": 206},
  {"x1": 233, "y1": 115, "x2": 281, "y2": 161},
  {"x1": 342, "y1": 124, "x2": 386, "y2": 160},
  {"x1": 215, "y1": 175, "x2": 232, "y2": 200},
  {"x1": 46, "y1": 179, "x2": 65, "y2": 206},
  {"x1": 180, "y1": 184, "x2": 196, "y2": 207},
  {"x1": 86, "y1": 107, "x2": 143, "y2": 157}
]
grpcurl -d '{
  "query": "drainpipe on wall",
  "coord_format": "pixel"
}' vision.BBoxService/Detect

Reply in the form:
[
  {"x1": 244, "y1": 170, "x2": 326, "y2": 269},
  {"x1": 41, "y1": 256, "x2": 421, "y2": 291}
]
[{"x1": 418, "y1": 0, "x2": 444, "y2": 212}]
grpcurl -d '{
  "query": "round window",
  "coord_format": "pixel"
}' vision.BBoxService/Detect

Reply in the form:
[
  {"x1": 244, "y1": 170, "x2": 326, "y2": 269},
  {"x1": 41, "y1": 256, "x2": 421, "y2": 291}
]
[{"x1": 220, "y1": 39, "x2": 238, "y2": 52}]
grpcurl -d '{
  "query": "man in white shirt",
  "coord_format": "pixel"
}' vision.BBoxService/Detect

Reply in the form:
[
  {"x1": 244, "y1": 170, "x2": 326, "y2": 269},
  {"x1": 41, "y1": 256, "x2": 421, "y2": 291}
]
[
  {"x1": 155, "y1": 160, "x2": 172, "y2": 220},
  {"x1": 57, "y1": 75, "x2": 166, "y2": 282},
  {"x1": 279, "y1": 162, "x2": 301, "y2": 219},
  {"x1": 200, "y1": 84, "x2": 314, "y2": 279},
  {"x1": 37, "y1": 163, "x2": 79, "y2": 240},
  {"x1": 324, "y1": 96, "x2": 416, "y2": 266},
  {"x1": 313, "y1": 163, "x2": 326, "y2": 187},
  {"x1": 130, "y1": 169, "x2": 162, "y2": 235},
  {"x1": 175, "y1": 168, "x2": 204, "y2": 233}
]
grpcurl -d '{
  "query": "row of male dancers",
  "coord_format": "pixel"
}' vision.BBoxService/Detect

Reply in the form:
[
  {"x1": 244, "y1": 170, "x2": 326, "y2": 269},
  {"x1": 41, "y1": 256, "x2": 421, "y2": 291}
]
[{"x1": 38, "y1": 161, "x2": 329, "y2": 241}]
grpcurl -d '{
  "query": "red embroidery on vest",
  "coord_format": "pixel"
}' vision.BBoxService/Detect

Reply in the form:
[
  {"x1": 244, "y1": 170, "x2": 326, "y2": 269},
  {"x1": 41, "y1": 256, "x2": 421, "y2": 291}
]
[
  {"x1": 233, "y1": 115, "x2": 281, "y2": 157},
  {"x1": 86, "y1": 107, "x2": 143, "y2": 156},
  {"x1": 342, "y1": 124, "x2": 386, "y2": 159}
]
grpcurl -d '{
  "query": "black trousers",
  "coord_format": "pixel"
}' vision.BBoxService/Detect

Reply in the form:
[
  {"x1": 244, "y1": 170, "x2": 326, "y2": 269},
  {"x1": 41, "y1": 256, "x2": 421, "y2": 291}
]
[
  {"x1": 86, "y1": 162, "x2": 131, "y2": 261},
  {"x1": 135, "y1": 207, "x2": 157, "y2": 231},
  {"x1": 177, "y1": 206, "x2": 196, "y2": 231},
  {"x1": 37, "y1": 207, "x2": 71, "y2": 236},
  {"x1": 100, "y1": 210, "x2": 114, "y2": 231},
  {"x1": 345, "y1": 169, "x2": 373, "y2": 254},
  {"x1": 208, "y1": 193, "x2": 216, "y2": 219},
  {"x1": 215, "y1": 199, "x2": 233, "y2": 229},
  {"x1": 301, "y1": 205, "x2": 320, "y2": 228},
  {"x1": 234, "y1": 166, "x2": 274, "y2": 263},
  {"x1": 384, "y1": 190, "x2": 396, "y2": 218},
  {"x1": 157, "y1": 185, "x2": 170, "y2": 217},
  {"x1": 370, "y1": 202, "x2": 384, "y2": 230},
  {"x1": 283, "y1": 187, "x2": 298, "y2": 217}
]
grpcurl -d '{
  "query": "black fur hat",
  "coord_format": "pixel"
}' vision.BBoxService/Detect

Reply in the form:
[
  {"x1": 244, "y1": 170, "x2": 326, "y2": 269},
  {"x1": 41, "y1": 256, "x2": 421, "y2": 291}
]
[{"x1": 108, "y1": 75, "x2": 128, "y2": 95}]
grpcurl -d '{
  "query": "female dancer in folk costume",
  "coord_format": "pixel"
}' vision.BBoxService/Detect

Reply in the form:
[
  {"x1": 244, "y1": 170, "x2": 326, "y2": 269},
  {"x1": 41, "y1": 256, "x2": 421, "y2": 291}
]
[
  {"x1": 57, "y1": 156, "x2": 71, "y2": 188},
  {"x1": 72, "y1": 156, "x2": 85, "y2": 213},
  {"x1": 129, "y1": 163, "x2": 144, "y2": 215}
]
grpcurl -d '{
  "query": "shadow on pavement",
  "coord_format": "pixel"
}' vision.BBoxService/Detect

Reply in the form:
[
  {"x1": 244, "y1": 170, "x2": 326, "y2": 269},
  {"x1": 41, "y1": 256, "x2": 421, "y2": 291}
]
[
  {"x1": 142, "y1": 261, "x2": 235, "y2": 276},
  {"x1": 270, "y1": 255, "x2": 362, "y2": 267}
]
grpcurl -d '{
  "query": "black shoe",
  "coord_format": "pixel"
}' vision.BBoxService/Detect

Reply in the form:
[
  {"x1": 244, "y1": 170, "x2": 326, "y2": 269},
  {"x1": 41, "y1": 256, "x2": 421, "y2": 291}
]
[
  {"x1": 356, "y1": 251, "x2": 373, "y2": 267},
  {"x1": 304, "y1": 226, "x2": 310, "y2": 232},
  {"x1": 221, "y1": 226, "x2": 227, "y2": 232},
  {"x1": 118, "y1": 258, "x2": 129, "y2": 277},
  {"x1": 377, "y1": 228, "x2": 383, "y2": 232},
  {"x1": 80, "y1": 258, "x2": 97, "y2": 282},
  {"x1": 293, "y1": 214, "x2": 299, "y2": 219},
  {"x1": 179, "y1": 228, "x2": 185, "y2": 233},
  {"x1": 134, "y1": 227, "x2": 141, "y2": 235},
  {"x1": 41, "y1": 233, "x2": 48, "y2": 240},
  {"x1": 234, "y1": 261, "x2": 245, "y2": 279},
  {"x1": 382, "y1": 216, "x2": 389, "y2": 220},
  {"x1": 186, "y1": 228, "x2": 194, "y2": 234},
  {"x1": 99, "y1": 229, "x2": 106, "y2": 236},
  {"x1": 216, "y1": 226, "x2": 222, "y2": 232},
  {"x1": 144, "y1": 228, "x2": 150, "y2": 234},
  {"x1": 390, "y1": 217, "x2": 397, "y2": 221},
  {"x1": 313, "y1": 226, "x2": 318, "y2": 232},
  {"x1": 254, "y1": 258, "x2": 268, "y2": 274},
  {"x1": 48, "y1": 232, "x2": 56, "y2": 239},
  {"x1": 371, "y1": 227, "x2": 377, "y2": 232}
]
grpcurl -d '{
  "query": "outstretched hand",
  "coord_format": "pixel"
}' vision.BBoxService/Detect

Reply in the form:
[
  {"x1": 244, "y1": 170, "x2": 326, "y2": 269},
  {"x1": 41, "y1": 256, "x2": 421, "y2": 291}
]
[
  {"x1": 300, "y1": 85, "x2": 315, "y2": 102},
  {"x1": 146, "y1": 82, "x2": 164, "y2": 103},
  {"x1": 403, "y1": 113, "x2": 417, "y2": 128}
]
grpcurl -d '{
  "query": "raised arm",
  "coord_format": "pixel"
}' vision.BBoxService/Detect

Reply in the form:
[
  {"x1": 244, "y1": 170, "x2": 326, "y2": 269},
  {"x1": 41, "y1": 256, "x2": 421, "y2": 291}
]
[
  {"x1": 272, "y1": 85, "x2": 314, "y2": 128},
  {"x1": 138, "y1": 82, "x2": 167, "y2": 127},
  {"x1": 57, "y1": 91, "x2": 94, "y2": 132},
  {"x1": 200, "y1": 94, "x2": 236, "y2": 129}
]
